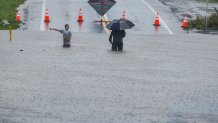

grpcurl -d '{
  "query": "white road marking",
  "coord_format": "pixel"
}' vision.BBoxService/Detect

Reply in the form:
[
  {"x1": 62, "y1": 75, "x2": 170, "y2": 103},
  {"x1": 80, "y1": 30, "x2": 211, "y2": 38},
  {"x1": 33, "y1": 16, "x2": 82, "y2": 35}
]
[
  {"x1": 40, "y1": 0, "x2": 46, "y2": 31},
  {"x1": 141, "y1": 0, "x2": 174, "y2": 35}
]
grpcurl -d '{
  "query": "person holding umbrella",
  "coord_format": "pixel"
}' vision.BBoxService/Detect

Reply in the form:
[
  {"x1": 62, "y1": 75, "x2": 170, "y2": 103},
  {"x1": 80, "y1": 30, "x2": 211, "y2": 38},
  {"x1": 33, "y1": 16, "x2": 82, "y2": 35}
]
[
  {"x1": 106, "y1": 12, "x2": 135, "y2": 51},
  {"x1": 109, "y1": 30, "x2": 126, "y2": 51}
]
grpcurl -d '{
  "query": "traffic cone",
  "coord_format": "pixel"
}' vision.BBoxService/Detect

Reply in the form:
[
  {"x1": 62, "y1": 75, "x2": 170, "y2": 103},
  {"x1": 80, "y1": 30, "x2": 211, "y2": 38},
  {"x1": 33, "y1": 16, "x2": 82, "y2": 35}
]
[
  {"x1": 122, "y1": 11, "x2": 126, "y2": 20},
  {"x1": 44, "y1": 9, "x2": 50, "y2": 22},
  {"x1": 153, "y1": 12, "x2": 160, "y2": 26},
  {"x1": 181, "y1": 16, "x2": 188, "y2": 28},
  {"x1": 16, "y1": 10, "x2": 21, "y2": 22},
  {"x1": 77, "y1": 8, "x2": 84, "y2": 22}
]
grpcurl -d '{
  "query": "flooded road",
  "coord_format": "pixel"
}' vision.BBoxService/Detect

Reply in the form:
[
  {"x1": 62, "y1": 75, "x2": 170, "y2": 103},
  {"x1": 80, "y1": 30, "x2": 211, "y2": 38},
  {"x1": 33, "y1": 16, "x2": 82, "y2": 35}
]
[
  {"x1": 24, "y1": 0, "x2": 186, "y2": 34},
  {"x1": 0, "y1": 31, "x2": 218, "y2": 123}
]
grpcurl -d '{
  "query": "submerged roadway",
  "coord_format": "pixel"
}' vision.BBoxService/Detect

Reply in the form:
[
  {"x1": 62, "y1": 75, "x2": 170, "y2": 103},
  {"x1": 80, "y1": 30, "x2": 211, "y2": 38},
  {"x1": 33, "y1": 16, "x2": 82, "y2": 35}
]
[
  {"x1": 26, "y1": 0, "x2": 185, "y2": 34},
  {"x1": 2, "y1": 0, "x2": 217, "y2": 123}
]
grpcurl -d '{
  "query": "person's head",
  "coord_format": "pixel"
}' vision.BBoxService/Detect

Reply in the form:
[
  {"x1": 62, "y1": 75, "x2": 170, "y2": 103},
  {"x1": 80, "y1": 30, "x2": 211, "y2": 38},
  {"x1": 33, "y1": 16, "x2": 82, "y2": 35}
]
[{"x1": 65, "y1": 24, "x2": 69, "y2": 30}]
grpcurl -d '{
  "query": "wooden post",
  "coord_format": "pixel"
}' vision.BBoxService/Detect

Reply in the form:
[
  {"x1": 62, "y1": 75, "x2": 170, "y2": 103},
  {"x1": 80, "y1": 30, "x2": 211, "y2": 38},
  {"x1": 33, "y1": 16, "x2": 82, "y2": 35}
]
[{"x1": 9, "y1": 26, "x2": 12, "y2": 41}]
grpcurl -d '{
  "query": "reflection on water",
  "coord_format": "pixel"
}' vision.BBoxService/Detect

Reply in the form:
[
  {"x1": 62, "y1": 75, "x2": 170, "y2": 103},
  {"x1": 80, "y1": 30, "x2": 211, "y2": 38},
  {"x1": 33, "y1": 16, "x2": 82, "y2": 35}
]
[
  {"x1": 166, "y1": 99, "x2": 218, "y2": 123},
  {"x1": 166, "y1": 112, "x2": 218, "y2": 123},
  {"x1": 154, "y1": 25, "x2": 159, "y2": 32},
  {"x1": 93, "y1": 23, "x2": 105, "y2": 33},
  {"x1": 44, "y1": 22, "x2": 50, "y2": 31},
  {"x1": 78, "y1": 22, "x2": 83, "y2": 32}
]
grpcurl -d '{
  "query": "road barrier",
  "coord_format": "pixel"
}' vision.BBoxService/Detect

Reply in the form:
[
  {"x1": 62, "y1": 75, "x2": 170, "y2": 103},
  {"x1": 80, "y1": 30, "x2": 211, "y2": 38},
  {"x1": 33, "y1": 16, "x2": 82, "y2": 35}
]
[
  {"x1": 16, "y1": 10, "x2": 21, "y2": 22},
  {"x1": 153, "y1": 12, "x2": 160, "y2": 26},
  {"x1": 77, "y1": 8, "x2": 84, "y2": 22},
  {"x1": 44, "y1": 9, "x2": 50, "y2": 22},
  {"x1": 181, "y1": 16, "x2": 188, "y2": 28}
]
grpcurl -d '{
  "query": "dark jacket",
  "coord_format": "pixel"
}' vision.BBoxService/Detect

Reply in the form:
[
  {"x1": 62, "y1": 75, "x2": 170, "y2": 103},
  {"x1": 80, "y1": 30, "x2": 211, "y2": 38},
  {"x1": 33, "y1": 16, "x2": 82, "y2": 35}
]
[{"x1": 109, "y1": 30, "x2": 126, "y2": 44}]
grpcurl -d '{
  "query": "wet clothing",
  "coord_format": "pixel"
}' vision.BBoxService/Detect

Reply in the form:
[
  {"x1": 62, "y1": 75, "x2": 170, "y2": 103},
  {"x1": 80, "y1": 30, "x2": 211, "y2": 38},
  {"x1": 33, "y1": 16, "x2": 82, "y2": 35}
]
[
  {"x1": 60, "y1": 30, "x2": 72, "y2": 47},
  {"x1": 63, "y1": 44, "x2": 71, "y2": 47},
  {"x1": 109, "y1": 30, "x2": 126, "y2": 51},
  {"x1": 112, "y1": 41, "x2": 123, "y2": 51}
]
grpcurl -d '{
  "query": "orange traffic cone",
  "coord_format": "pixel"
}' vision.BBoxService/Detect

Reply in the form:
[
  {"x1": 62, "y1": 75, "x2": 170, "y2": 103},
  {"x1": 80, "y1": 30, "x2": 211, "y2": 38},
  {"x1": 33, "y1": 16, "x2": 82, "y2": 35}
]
[
  {"x1": 44, "y1": 9, "x2": 50, "y2": 22},
  {"x1": 181, "y1": 16, "x2": 188, "y2": 28},
  {"x1": 77, "y1": 8, "x2": 84, "y2": 22},
  {"x1": 153, "y1": 12, "x2": 160, "y2": 26},
  {"x1": 16, "y1": 10, "x2": 21, "y2": 22},
  {"x1": 122, "y1": 11, "x2": 126, "y2": 20}
]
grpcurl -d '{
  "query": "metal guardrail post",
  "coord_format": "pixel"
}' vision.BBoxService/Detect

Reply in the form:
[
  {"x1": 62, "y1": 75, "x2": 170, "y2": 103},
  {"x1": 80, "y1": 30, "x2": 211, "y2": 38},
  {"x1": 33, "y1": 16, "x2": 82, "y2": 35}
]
[{"x1": 9, "y1": 26, "x2": 12, "y2": 41}]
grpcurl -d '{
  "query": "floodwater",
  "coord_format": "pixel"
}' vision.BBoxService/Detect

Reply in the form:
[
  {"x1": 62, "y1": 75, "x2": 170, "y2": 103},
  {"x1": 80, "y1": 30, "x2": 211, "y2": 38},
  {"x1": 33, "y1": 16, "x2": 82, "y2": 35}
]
[{"x1": 19, "y1": 0, "x2": 186, "y2": 34}]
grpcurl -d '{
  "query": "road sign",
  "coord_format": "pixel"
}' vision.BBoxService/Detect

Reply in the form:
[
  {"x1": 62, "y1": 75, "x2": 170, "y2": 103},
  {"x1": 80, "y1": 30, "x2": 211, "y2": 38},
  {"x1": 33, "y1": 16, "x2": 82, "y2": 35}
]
[{"x1": 88, "y1": 0, "x2": 116, "y2": 16}]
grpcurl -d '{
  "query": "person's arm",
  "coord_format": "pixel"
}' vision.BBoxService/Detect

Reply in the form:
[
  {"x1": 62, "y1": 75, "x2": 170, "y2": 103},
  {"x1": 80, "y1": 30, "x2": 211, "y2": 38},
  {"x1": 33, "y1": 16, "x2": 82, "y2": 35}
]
[
  {"x1": 109, "y1": 31, "x2": 113, "y2": 44},
  {"x1": 50, "y1": 28, "x2": 61, "y2": 32},
  {"x1": 122, "y1": 30, "x2": 126, "y2": 38}
]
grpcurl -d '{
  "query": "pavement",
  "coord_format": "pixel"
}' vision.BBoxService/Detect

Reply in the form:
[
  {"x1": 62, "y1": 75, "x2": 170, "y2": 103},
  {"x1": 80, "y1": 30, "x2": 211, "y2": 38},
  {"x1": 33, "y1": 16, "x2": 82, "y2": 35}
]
[
  {"x1": 159, "y1": 0, "x2": 218, "y2": 19},
  {"x1": 20, "y1": 0, "x2": 185, "y2": 34},
  {"x1": 0, "y1": 30, "x2": 218, "y2": 123}
]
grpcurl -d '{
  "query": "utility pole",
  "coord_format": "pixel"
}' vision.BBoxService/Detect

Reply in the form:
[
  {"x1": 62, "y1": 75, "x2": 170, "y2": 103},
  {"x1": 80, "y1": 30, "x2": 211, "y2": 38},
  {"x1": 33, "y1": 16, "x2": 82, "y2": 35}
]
[{"x1": 205, "y1": 0, "x2": 208, "y2": 32}]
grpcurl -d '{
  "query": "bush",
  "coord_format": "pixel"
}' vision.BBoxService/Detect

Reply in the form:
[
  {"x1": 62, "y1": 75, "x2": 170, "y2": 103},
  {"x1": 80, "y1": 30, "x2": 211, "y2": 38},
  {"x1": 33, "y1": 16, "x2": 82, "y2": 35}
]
[{"x1": 189, "y1": 15, "x2": 218, "y2": 30}]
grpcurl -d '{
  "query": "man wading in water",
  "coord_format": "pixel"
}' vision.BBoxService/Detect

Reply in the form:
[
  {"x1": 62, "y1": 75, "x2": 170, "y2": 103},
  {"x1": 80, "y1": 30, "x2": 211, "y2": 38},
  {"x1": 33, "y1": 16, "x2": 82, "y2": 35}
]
[
  {"x1": 109, "y1": 30, "x2": 126, "y2": 51},
  {"x1": 50, "y1": 24, "x2": 72, "y2": 47}
]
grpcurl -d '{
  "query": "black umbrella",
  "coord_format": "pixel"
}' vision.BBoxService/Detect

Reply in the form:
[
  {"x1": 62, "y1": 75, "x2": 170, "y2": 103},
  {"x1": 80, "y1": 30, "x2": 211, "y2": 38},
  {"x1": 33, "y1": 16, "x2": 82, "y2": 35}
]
[
  {"x1": 106, "y1": 19, "x2": 135, "y2": 30},
  {"x1": 88, "y1": 0, "x2": 116, "y2": 16}
]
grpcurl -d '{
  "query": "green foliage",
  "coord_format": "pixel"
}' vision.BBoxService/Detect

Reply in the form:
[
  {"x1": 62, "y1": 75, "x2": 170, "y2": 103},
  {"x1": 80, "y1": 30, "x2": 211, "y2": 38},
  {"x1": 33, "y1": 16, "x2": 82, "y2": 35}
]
[
  {"x1": 208, "y1": 15, "x2": 218, "y2": 29},
  {"x1": 189, "y1": 15, "x2": 218, "y2": 30},
  {"x1": 0, "y1": 0, "x2": 26, "y2": 30}
]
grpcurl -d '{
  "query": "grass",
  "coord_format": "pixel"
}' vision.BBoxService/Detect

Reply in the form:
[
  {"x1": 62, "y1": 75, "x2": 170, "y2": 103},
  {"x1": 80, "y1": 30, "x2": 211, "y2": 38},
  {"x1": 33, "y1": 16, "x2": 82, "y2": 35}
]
[
  {"x1": 189, "y1": 14, "x2": 218, "y2": 30},
  {"x1": 0, "y1": 0, "x2": 25, "y2": 30},
  {"x1": 190, "y1": 0, "x2": 218, "y2": 30}
]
